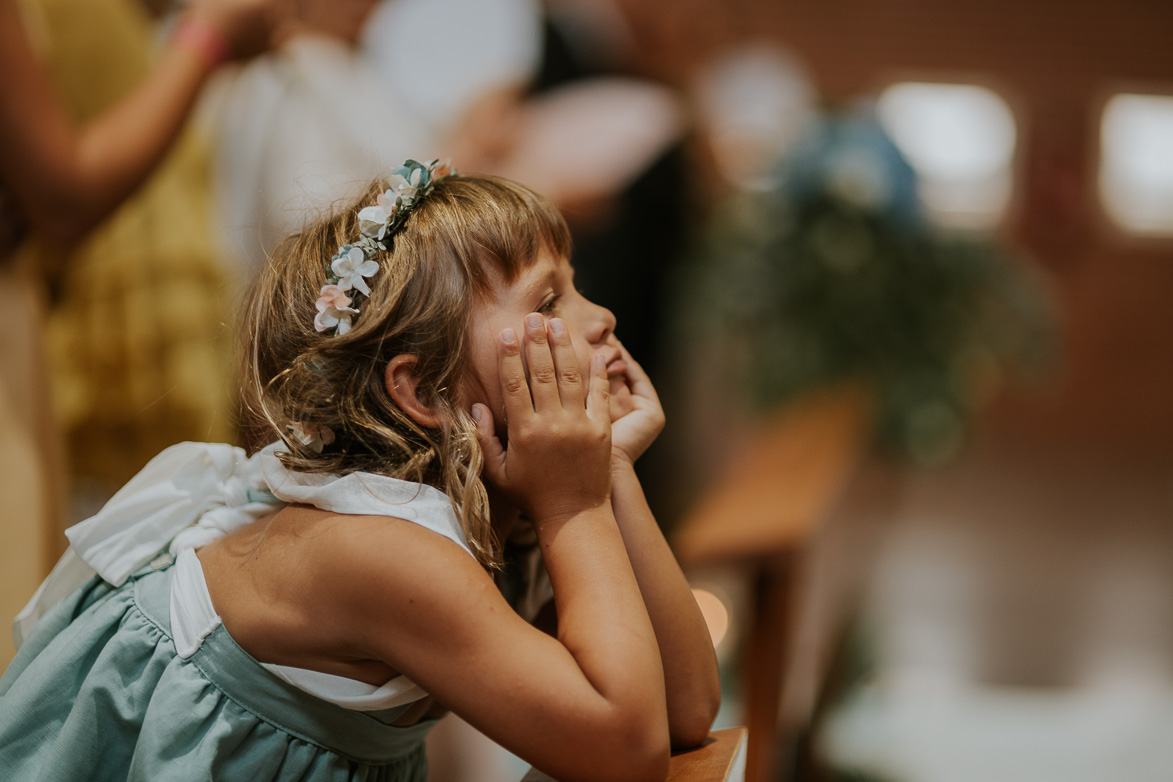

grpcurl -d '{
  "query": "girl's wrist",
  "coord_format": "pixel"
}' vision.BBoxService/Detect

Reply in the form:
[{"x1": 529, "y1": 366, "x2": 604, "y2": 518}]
[
  {"x1": 532, "y1": 499, "x2": 614, "y2": 535},
  {"x1": 610, "y1": 451, "x2": 638, "y2": 473},
  {"x1": 172, "y1": 15, "x2": 231, "y2": 69}
]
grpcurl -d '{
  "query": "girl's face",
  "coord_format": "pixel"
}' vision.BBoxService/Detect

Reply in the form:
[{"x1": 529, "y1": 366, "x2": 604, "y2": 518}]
[{"x1": 461, "y1": 249, "x2": 628, "y2": 428}]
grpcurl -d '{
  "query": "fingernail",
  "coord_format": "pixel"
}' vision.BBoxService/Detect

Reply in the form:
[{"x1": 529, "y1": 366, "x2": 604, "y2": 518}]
[
  {"x1": 502, "y1": 328, "x2": 517, "y2": 344},
  {"x1": 549, "y1": 318, "x2": 565, "y2": 334},
  {"x1": 526, "y1": 313, "x2": 543, "y2": 329},
  {"x1": 593, "y1": 353, "x2": 605, "y2": 368},
  {"x1": 471, "y1": 405, "x2": 484, "y2": 423}
]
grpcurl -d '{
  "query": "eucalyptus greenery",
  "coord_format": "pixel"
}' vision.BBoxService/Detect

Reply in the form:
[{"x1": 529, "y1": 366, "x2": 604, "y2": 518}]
[{"x1": 683, "y1": 112, "x2": 1052, "y2": 464}]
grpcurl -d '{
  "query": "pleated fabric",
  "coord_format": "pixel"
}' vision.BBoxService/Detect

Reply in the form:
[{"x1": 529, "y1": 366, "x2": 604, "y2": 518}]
[{"x1": 0, "y1": 563, "x2": 434, "y2": 781}]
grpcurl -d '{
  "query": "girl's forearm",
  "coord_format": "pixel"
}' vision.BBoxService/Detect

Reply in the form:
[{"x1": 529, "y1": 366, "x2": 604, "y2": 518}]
[
  {"x1": 610, "y1": 461, "x2": 721, "y2": 748},
  {"x1": 536, "y1": 503, "x2": 668, "y2": 729}
]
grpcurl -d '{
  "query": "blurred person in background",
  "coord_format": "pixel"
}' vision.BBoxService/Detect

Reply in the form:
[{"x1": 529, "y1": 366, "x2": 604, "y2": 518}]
[
  {"x1": 207, "y1": 0, "x2": 543, "y2": 273},
  {"x1": 0, "y1": 0, "x2": 283, "y2": 671}
]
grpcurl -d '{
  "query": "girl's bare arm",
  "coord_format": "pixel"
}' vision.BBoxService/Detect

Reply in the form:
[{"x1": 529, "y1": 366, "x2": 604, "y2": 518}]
[
  {"x1": 333, "y1": 317, "x2": 670, "y2": 782},
  {"x1": 609, "y1": 462, "x2": 721, "y2": 748},
  {"x1": 609, "y1": 345, "x2": 722, "y2": 748}
]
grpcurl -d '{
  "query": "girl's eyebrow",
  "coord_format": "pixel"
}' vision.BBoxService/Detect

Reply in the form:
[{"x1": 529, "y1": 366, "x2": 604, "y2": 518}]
[{"x1": 518, "y1": 267, "x2": 557, "y2": 301}]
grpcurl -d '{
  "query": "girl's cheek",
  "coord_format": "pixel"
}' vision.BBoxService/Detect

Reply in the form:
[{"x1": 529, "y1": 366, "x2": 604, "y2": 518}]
[{"x1": 458, "y1": 372, "x2": 495, "y2": 419}]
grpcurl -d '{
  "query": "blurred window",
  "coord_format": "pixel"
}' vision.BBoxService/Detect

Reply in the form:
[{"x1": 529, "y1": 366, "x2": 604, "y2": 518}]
[
  {"x1": 877, "y1": 82, "x2": 1017, "y2": 230},
  {"x1": 1099, "y1": 93, "x2": 1173, "y2": 237}
]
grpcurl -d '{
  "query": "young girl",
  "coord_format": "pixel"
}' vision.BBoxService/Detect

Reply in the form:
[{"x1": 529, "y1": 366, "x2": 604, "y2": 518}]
[{"x1": 0, "y1": 160, "x2": 720, "y2": 782}]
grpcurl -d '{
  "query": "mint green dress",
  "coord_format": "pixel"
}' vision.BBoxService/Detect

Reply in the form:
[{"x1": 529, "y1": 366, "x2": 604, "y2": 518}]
[
  {"x1": 0, "y1": 442, "x2": 496, "y2": 782},
  {"x1": 1, "y1": 561, "x2": 434, "y2": 781}
]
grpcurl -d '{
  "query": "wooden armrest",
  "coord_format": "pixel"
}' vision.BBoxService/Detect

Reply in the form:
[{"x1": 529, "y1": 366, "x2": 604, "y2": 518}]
[
  {"x1": 520, "y1": 727, "x2": 748, "y2": 782},
  {"x1": 672, "y1": 387, "x2": 870, "y2": 568}
]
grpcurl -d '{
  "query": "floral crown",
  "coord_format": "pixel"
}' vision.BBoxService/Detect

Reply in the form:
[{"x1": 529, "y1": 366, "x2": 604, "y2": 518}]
[{"x1": 314, "y1": 158, "x2": 457, "y2": 335}]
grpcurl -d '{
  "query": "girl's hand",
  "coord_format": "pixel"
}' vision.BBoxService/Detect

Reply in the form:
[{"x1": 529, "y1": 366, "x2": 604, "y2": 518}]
[
  {"x1": 609, "y1": 343, "x2": 665, "y2": 468},
  {"x1": 473, "y1": 314, "x2": 613, "y2": 526}
]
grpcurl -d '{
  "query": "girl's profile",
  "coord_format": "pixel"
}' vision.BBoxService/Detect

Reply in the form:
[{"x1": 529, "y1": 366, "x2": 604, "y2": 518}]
[{"x1": 0, "y1": 160, "x2": 720, "y2": 782}]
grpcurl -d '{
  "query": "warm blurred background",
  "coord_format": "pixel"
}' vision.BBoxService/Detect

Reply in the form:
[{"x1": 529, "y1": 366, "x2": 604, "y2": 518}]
[{"x1": 2, "y1": 0, "x2": 1171, "y2": 780}]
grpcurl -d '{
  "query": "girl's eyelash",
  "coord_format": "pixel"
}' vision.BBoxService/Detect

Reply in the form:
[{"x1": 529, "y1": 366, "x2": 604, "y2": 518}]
[{"x1": 539, "y1": 295, "x2": 560, "y2": 313}]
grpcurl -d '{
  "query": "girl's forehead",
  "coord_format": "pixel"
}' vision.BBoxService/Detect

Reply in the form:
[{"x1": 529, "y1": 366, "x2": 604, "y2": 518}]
[
  {"x1": 471, "y1": 252, "x2": 567, "y2": 317},
  {"x1": 492, "y1": 249, "x2": 568, "y2": 290}
]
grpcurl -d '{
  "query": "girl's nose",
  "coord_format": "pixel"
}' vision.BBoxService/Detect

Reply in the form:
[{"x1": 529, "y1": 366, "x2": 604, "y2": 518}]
[{"x1": 585, "y1": 300, "x2": 617, "y2": 346}]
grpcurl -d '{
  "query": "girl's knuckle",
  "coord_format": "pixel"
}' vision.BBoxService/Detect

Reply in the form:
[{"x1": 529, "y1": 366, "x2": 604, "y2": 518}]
[{"x1": 532, "y1": 366, "x2": 557, "y2": 385}]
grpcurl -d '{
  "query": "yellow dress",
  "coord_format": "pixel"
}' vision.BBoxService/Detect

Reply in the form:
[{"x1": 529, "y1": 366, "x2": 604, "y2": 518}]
[
  {"x1": 1, "y1": 0, "x2": 236, "y2": 671},
  {"x1": 34, "y1": 0, "x2": 238, "y2": 486}
]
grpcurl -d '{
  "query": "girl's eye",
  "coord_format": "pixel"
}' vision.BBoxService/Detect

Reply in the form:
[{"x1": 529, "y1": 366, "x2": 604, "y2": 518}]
[{"x1": 538, "y1": 295, "x2": 560, "y2": 314}]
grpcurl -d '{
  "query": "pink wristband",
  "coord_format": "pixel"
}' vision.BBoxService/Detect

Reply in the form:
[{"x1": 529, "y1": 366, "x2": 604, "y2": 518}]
[{"x1": 173, "y1": 17, "x2": 231, "y2": 69}]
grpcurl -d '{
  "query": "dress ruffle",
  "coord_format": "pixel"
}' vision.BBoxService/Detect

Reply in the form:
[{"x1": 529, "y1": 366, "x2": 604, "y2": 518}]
[{"x1": 0, "y1": 565, "x2": 433, "y2": 782}]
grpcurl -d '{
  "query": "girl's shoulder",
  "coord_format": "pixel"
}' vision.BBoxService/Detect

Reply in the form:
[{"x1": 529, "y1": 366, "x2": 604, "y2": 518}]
[
  {"x1": 202, "y1": 505, "x2": 496, "y2": 678},
  {"x1": 311, "y1": 508, "x2": 481, "y2": 582},
  {"x1": 313, "y1": 509, "x2": 490, "y2": 605},
  {"x1": 255, "y1": 504, "x2": 484, "y2": 598},
  {"x1": 273, "y1": 505, "x2": 485, "y2": 606},
  {"x1": 296, "y1": 507, "x2": 516, "y2": 669}
]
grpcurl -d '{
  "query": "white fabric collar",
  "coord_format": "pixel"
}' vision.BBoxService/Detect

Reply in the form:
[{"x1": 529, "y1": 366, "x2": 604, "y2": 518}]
[{"x1": 15, "y1": 441, "x2": 471, "y2": 647}]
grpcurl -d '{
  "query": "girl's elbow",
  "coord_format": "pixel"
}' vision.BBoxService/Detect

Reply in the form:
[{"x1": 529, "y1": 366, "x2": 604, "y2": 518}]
[
  {"x1": 670, "y1": 703, "x2": 719, "y2": 750},
  {"x1": 670, "y1": 678, "x2": 721, "y2": 749},
  {"x1": 569, "y1": 736, "x2": 667, "y2": 782},
  {"x1": 635, "y1": 749, "x2": 671, "y2": 782},
  {"x1": 606, "y1": 712, "x2": 671, "y2": 782},
  {"x1": 614, "y1": 739, "x2": 670, "y2": 782}
]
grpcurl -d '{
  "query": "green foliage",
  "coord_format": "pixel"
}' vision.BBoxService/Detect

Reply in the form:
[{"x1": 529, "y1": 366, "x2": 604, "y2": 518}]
[{"x1": 683, "y1": 134, "x2": 1053, "y2": 464}]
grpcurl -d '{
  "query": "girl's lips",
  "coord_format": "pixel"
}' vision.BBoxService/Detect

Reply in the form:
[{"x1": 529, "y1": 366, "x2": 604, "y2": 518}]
[{"x1": 605, "y1": 357, "x2": 627, "y2": 378}]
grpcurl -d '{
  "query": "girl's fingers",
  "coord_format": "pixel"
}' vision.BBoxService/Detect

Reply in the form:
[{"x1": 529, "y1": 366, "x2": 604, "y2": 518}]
[
  {"x1": 546, "y1": 318, "x2": 585, "y2": 409},
  {"x1": 470, "y1": 403, "x2": 506, "y2": 484},
  {"x1": 522, "y1": 313, "x2": 559, "y2": 411},
  {"x1": 617, "y1": 343, "x2": 660, "y2": 404},
  {"x1": 498, "y1": 327, "x2": 534, "y2": 419},
  {"x1": 585, "y1": 352, "x2": 611, "y2": 424}
]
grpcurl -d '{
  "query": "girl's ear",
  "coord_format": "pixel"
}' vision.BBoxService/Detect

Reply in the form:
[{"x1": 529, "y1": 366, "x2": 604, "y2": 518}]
[{"x1": 386, "y1": 355, "x2": 442, "y2": 429}]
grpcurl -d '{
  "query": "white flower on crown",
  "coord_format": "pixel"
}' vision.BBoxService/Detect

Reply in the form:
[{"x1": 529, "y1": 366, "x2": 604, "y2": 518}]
[
  {"x1": 286, "y1": 421, "x2": 336, "y2": 453},
  {"x1": 390, "y1": 166, "x2": 425, "y2": 204},
  {"x1": 331, "y1": 246, "x2": 379, "y2": 295},
  {"x1": 316, "y1": 158, "x2": 457, "y2": 335},
  {"x1": 314, "y1": 284, "x2": 359, "y2": 334},
  {"x1": 357, "y1": 190, "x2": 398, "y2": 240}
]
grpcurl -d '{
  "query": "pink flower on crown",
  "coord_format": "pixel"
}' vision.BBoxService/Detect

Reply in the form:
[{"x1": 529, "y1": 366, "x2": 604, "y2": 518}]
[
  {"x1": 331, "y1": 246, "x2": 379, "y2": 295},
  {"x1": 314, "y1": 284, "x2": 359, "y2": 334},
  {"x1": 286, "y1": 421, "x2": 336, "y2": 453},
  {"x1": 357, "y1": 190, "x2": 398, "y2": 240},
  {"x1": 432, "y1": 158, "x2": 454, "y2": 179}
]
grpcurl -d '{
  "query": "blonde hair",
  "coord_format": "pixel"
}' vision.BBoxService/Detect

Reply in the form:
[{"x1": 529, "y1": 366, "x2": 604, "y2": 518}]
[{"x1": 241, "y1": 175, "x2": 572, "y2": 568}]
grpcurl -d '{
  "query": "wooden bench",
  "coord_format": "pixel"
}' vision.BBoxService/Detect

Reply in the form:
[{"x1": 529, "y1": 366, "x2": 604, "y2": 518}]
[
  {"x1": 672, "y1": 388, "x2": 872, "y2": 782},
  {"x1": 520, "y1": 727, "x2": 748, "y2": 782}
]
